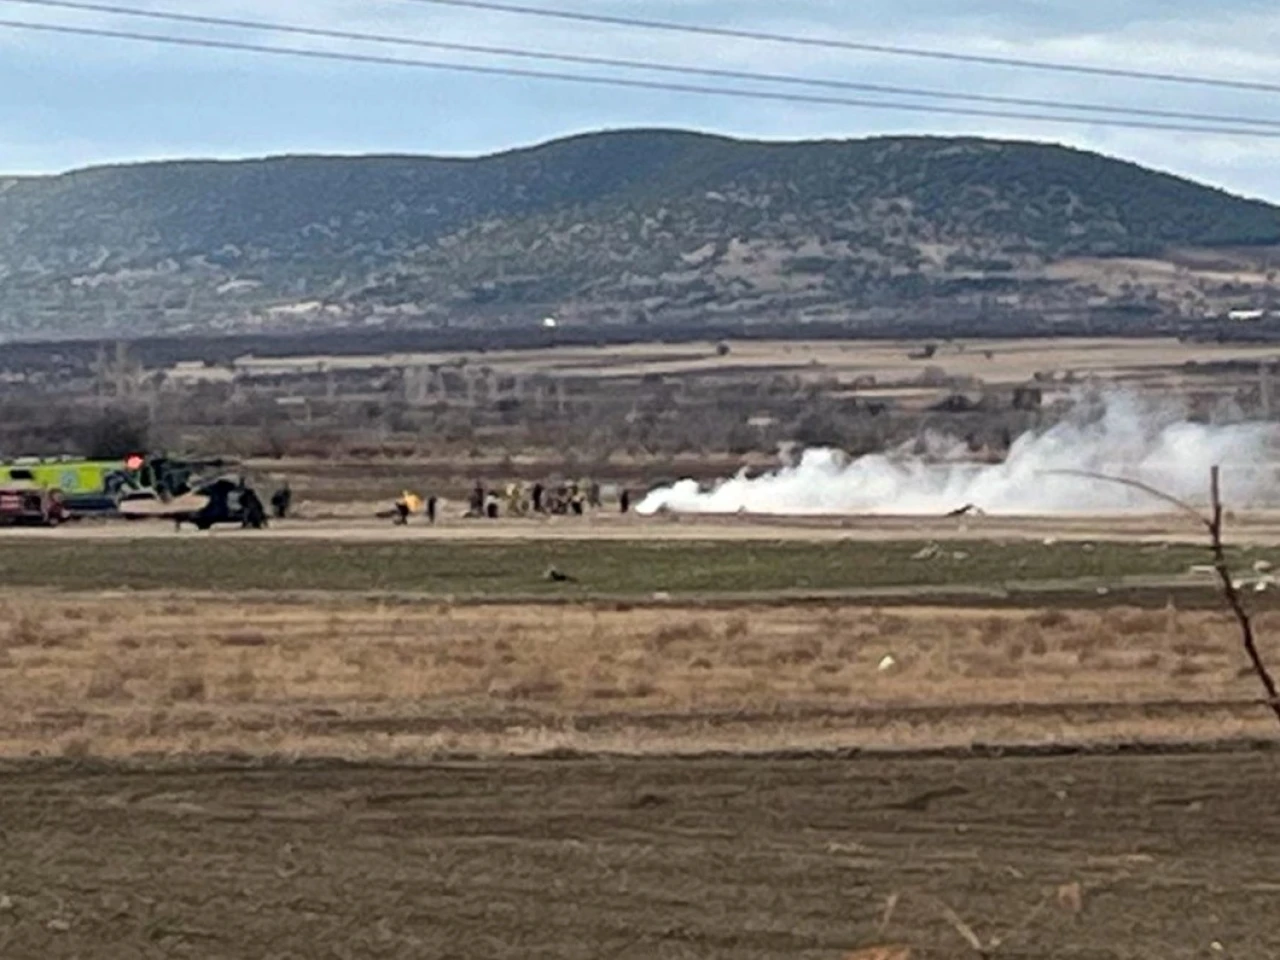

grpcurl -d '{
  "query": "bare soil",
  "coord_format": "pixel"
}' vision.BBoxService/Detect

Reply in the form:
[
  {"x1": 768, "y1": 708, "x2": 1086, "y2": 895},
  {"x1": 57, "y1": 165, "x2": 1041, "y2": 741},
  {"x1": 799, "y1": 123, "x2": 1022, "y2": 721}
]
[{"x1": 1, "y1": 749, "x2": 1278, "y2": 959}]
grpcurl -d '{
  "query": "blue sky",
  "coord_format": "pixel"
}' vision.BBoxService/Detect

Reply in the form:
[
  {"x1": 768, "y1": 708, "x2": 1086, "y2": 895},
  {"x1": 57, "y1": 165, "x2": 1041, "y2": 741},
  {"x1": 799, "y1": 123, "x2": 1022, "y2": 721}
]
[{"x1": 2, "y1": 0, "x2": 1279, "y2": 200}]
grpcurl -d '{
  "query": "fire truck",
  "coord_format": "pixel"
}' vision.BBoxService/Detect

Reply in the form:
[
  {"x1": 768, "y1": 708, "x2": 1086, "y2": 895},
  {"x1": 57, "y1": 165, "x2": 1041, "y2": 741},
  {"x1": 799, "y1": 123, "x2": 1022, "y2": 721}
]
[
  {"x1": 0, "y1": 480, "x2": 68, "y2": 526},
  {"x1": 0, "y1": 453, "x2": 236, "y2": 517}
]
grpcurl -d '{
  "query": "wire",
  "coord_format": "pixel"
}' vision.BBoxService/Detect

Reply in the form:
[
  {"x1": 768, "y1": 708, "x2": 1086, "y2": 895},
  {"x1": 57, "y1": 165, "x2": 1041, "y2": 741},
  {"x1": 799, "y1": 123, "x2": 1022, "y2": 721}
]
[
  {"x1": 5, "y1": 17, "x2": 1280, "y2": 139},
  {"x1": 400, "y1": 0, "x2": 1280, "y2": 96},
  {"x1": 7, "y1": 0, "x2": 1280, "y2": 130}
]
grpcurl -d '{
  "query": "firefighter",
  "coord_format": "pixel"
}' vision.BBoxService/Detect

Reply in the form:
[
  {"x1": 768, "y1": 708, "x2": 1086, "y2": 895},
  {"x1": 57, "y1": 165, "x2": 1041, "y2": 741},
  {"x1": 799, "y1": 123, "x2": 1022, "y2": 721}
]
[
  {"x1": 270, "y1": 482, "x2": 292, "y2": 520},
  {"x1": 393, "y1": 490, "x2": 422, "y2": 525}
]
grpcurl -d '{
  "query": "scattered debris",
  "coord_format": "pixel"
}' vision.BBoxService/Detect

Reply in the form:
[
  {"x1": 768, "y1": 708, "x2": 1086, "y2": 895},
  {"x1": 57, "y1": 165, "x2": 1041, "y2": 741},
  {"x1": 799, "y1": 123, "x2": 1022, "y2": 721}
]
[
  {"x1": 951, "y1": 551, "x2": 970, "y2": 562},
  {"x1": 906, "y1": 343, "x2": 937, "y2": 360},
  {"x1": 945, "y1": 503, "x2": 984, "y2": 518},
  {"x1": 910, "y1": 543, "x2": 941, "y2": 561},
  {"x1": 878, "y1": 654, "x2": 898, "y2": 672},
  {"x1": 1255, "y1": 559, "x2": 1274, "y2": 574},
  {"x1": 887, "y1": 784, "x2": 969, "y2": 812},
  {"x1": 1057, "y1": 881, "x2": 1084, "y2": 915}
]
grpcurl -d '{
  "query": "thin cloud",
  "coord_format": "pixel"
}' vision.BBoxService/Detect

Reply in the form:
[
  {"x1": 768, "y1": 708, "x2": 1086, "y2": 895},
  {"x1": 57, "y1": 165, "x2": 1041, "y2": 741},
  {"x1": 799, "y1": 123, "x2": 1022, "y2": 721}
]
[{"x1": 0, "y1": 0, "x2": 1278, "y2": 198}]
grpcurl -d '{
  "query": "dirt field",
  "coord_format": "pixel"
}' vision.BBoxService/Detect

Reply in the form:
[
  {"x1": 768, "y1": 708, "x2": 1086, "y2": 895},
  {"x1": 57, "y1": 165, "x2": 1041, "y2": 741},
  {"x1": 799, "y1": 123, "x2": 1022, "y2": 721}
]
[
  {"x1": 1, "y1": 749, "x2": 1277, "y2": 959},
  {"x1": 228, "y1": 336, "x2": 1280, "y2": 387}
]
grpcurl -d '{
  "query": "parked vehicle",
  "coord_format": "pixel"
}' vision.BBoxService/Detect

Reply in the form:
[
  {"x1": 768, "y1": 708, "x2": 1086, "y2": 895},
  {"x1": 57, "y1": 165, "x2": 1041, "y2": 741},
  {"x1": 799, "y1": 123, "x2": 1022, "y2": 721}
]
[
  {"x1": 0, "y1": 453, "x2": 240, "y2": 518},
  {"x1": 0, "y1": 481, "x2": 68, "y2": 526}
]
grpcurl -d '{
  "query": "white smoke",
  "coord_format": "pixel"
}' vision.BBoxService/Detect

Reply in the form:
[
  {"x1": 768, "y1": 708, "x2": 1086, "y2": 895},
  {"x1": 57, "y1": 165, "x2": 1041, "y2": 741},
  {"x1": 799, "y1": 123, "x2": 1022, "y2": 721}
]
[{"x1": 637, "y1": 392, "x2": 1280, "y2": 517}]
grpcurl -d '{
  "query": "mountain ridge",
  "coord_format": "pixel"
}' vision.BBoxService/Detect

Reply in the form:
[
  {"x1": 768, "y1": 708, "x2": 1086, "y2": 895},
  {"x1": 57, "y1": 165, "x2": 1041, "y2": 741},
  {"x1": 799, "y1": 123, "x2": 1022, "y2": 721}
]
[{"x1": 3, "y1": 128, "x2": 1278, "y2": 340}]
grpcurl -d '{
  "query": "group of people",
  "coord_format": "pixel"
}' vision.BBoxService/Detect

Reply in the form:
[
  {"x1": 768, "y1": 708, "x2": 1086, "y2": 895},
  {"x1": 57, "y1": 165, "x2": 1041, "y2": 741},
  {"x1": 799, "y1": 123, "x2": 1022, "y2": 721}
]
[{"x1": 389, "y1": 478, "x2": 632, "y2": 525}]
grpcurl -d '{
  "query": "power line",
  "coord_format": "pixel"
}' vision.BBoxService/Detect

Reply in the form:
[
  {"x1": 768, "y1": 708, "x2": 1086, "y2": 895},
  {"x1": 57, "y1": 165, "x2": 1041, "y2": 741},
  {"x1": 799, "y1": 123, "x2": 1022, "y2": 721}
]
[
  {"x1": 5, "y1": 17, "x2": 1280, "y2": 139},
  {"x1": 401, "y1": 0, "x2": 1280, "y2": 96},
  {"x1": 7, "y1": 0, "x2": 1280, "y2": 131}
]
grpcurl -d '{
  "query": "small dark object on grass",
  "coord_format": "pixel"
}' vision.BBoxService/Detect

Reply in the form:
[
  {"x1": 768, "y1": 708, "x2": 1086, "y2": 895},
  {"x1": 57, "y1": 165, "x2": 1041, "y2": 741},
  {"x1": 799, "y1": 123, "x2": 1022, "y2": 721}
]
[{"x1": 544, "y1": 566, "x2": 576, "y2": 583}]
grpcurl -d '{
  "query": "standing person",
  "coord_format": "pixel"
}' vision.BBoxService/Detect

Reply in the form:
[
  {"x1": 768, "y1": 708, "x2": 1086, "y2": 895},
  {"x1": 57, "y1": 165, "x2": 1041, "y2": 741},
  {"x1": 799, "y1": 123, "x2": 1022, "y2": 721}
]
[
  {"x1": 469, "y1": 481, "x2": 485, "y2": 518},
  {"x1": 619, "y1": 488, "x2": 631, "y2": 514},
  {"x1": 531, "y1": 482, "x2": 544, "y2": 514},
  {"x1": 270, "y1": 482, "x2": 292, "y2": 520},
  {"x1": 242, "y1": 484, "x2": 267, "y2": 529},
  {"x1": 426, "y1": 495, "x2": 438, "y2": 525},
  {"x1": 505, "y1": 482, "x2": 522, "y2": 516},
  {"x1": 393, "y1": 490, "x2": 422, "y2": 526},
  {"x1": 588, "y1": 480, "x2": 601, "y2": 510}
]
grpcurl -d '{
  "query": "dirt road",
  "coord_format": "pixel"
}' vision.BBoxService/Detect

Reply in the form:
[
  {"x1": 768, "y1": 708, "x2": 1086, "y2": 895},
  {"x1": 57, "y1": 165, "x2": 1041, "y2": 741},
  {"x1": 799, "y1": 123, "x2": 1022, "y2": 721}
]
[{"x1": 0, "y1": 749, "x2": 1277, "y2": 959}]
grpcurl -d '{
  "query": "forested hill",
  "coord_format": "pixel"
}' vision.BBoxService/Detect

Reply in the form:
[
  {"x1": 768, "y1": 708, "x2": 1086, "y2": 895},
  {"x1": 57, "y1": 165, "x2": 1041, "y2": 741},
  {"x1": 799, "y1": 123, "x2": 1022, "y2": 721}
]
[{"x1": 3, "y1": 129, "x2": 1278, "y2": 339}]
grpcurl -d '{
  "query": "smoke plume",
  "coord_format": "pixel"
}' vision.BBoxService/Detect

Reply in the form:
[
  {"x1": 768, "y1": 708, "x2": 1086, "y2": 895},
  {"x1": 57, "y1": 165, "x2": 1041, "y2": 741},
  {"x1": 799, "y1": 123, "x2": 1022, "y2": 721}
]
[{"x1": 636, "y1": 392, "x2": 1280, "y2": 516}]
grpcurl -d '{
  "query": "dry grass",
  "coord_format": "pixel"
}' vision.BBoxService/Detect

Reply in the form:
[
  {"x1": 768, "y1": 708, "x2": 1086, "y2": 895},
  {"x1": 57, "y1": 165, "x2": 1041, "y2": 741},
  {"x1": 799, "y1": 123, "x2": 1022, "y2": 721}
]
[{"x1": 0, "y1": 591, "x2": 1276, "y2": 760}]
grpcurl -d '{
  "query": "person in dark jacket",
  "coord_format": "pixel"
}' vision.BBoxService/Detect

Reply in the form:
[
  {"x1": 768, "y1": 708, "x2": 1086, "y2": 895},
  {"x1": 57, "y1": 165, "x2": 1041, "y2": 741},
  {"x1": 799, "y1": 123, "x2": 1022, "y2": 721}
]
[
  {"x1": 270, "y1": 482, "x2": 292, "y2": 520},
  {"x1": 241, "y1": 486, "x2": 267, "y2": 529}
]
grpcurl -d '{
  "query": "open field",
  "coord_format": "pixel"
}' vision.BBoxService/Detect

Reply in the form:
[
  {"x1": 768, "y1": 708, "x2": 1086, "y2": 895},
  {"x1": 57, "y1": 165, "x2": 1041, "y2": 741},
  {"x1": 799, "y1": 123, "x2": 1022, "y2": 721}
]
[
  {"x1": 2, "y1": 750, "x2": 1279, "y2": 958},
  {"x1": 0, "y1": 533, "x2": 1276, "y2": 600},
  {"x1": 7, "y1": 335, "x2": 1280, "y2": 957},
  {"x1": 3, "y1": 589, "x2": 1280, "y2": 759},
  {"x1": 227, "y1": 336, "x2": 1280, "y2": 388}
]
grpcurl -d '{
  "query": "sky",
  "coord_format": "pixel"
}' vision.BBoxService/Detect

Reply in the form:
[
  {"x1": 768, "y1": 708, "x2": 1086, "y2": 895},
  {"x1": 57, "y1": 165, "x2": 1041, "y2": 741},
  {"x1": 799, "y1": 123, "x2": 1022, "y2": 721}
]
[{"x1": 2, "y1": 0, "x2": 1280, "y2": 200}]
